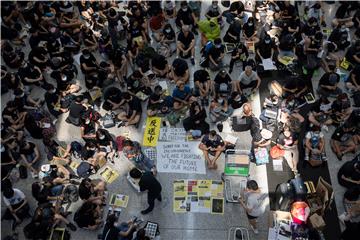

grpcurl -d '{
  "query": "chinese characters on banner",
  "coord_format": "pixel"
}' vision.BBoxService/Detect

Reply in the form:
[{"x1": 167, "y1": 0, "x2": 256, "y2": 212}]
[{"x1": 143, "y1": 117, "x2": 161, "y2": 147}]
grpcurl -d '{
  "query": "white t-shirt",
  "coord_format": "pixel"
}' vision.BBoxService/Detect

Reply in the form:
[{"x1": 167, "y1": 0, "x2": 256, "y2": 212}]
[
  {"x1": 246, "y1": 192, "x2": 263, "y2": 217},
  {"x1": 305, "y1": 131, "x2": 324, "y2": 139},
  {"x1": 3, "y1": 188, "x2": 25, "y2": 206},
  {"x1": 239, "y1": 71, "x2": 258, "y2": 86}
]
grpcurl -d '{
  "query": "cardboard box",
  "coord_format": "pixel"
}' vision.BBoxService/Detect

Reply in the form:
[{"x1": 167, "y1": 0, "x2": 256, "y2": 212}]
[
  {"x1": 309, "y1": 213, "x2": 326, "y2": 230},
  {"x1": 307, "y1": 177, "x2": 334, "y2": 216}
]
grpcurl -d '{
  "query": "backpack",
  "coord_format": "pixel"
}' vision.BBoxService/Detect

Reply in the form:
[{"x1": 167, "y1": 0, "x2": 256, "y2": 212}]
[
  {"x1": 102, "y1": 113, "x2": 115, "y2": 128},
  {"x1": 76, "y1": 162, "x2": 93, "y2": 178},
  {"x1": 63, "y1": 184, "x2": 79, "y2": 203}
]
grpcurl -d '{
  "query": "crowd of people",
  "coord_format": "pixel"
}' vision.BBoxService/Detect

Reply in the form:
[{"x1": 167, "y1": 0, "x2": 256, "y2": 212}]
[{"x1": 1, "y1": 0, "x2": 360, "y2": 239}]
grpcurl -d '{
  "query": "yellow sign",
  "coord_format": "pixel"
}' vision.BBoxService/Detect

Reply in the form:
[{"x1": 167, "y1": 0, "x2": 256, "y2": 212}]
[
  {"x1": 173, "y1": 179, "x2": 224, "y2": 214},
  {"x1": 109, "y1": 194, "x2": 129, "y2": 208},
  {"x1": 100, "y1": 166, "x2": 119, "y2": 184},
  {"x1": 143, "y1": 117, "x2": 161, "y2": 147}
]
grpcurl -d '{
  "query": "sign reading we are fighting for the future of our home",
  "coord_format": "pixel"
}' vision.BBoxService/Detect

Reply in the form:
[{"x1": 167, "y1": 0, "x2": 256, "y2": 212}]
[{"x1": 156, "y1": 142, "x2": 206, "y2": 174}]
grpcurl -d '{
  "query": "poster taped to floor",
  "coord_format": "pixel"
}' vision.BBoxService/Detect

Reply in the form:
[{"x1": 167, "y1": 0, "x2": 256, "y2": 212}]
[
  {"x1": 100, "y1": 166, "x2": 119, "y2": 184},
  {"x1": 173, "y1": 180, "x2": 224, "y2": 214},
  {"x1": 159, "y1": 128, "x2": 187, "y2": 142},
  {"x1": 143, "y1": 117, "x2": 161, "y2": 147},
  {"x1": 109, "y1": 194, "x2": 129, "y2": 208},
  {"x1": 157, "y1": 142, "x2": 206, "y2": 174}
]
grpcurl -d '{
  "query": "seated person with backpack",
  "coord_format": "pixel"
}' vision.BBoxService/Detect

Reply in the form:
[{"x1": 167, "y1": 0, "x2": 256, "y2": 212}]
[
  {"x1": 117, "y1": 92, "x2": 142, "y2": 127},
  {"x1": 79, "y1": 178, "x2": 106, "y2": 206},
  {"x1": 172, "y1": 81, "x2": 193, "y2": 111},
  {"x1": 102, "y1": 213, "x2": 139, "y2": 240},
  {"x1": 123, "y1": 139, "x2": 156, "y2": 175},
  {"x1": 304, "y1": 125, "x2": 327, "y2": 167},
  {"x1": 176, "y1": 25, "x2": 195, "y2": 65},
  {"x1": 74, "y1": 201, "x2": 103, "y2": 230},
  {"x1": 331, "y1": 122, "x2": 358, "y2": 161},
  {"x1": 213, "y1": 69, "x2": 233, "y2": 97},
  {"x1": 337, "y1": 155, "x2": 360, "y2": 189},
  {"x1": 199, "y1": 130, "x2": 226, "y2": 170}
]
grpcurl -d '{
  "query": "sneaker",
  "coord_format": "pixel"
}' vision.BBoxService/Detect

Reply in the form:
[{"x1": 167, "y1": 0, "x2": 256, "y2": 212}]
[
  {"x1": 141, "y1": 209, "x2": 151, "y2": 215},
  {"x1": 191, "y1": 57, "x2": 195, "y2": 65},
  {"x1": 304, "y1": 154, "x2": 309, "y2": 161},
  {"x1": 250, "y1": 225, "x2": 259, "y2": 234},
  {"x1": 321, "y1": 125, "x2": 329, "y2": 132}
]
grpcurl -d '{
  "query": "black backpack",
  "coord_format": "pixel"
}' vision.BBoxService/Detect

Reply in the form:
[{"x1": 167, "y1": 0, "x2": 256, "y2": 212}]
[{"x1": 76, "y1": 162, "x2": 94, "y2": 178}]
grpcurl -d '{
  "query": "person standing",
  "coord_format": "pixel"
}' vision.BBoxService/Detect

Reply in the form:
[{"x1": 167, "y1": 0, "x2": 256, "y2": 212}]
[
  {"x1": 129, "y1": 168, "x2": 162, "y2": 215},
  {"x1": 238, "y1": 180, "x2": 264, "y2": 235}
]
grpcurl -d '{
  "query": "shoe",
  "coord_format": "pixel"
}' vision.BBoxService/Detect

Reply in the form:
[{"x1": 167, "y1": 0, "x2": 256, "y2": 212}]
[
  {"x1": 250, "y1": 225, "x2": 259, "y2": 234},
  {"x1": 67, "y1": 222, "x2": 77, "y2": 231},
  {"x1": 191, "y1": 57, "x2": 195, "y2": 65},
  {"x1": 141, "y1": 209, "x2": 151, "y2": 215},
  {"x1": 304, "y1": 155, "x2": 309, "y2": 161}
]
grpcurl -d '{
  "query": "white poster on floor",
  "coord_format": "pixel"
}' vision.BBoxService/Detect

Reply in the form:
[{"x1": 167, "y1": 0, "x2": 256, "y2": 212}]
[
  {"x1": 156, "y1": 142, "x2": 206, "y2": 174},
  {"x1": 159, "y1": 128, "x2": 187, "y2": 142}
]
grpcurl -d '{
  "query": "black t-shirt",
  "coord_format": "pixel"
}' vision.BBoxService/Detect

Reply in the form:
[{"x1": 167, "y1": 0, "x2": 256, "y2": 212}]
[
  {"x1": 226, "y1": 21, "x2": 241, "y2": 38},
  {"x1": 102, "y1": 223, "x2": 120, "y2": 240},
  {"x1": 162, "y1": 27, "x2": 175, "y2": 40},
  {"x1": 20, "y1": 142, "x2": 36, "y2": 156},
  {"x1": 80, "y1": 55, "x2": 97, "y2": 72},
  {"x1": 18, "y1": 65, "x2": 41, "y2": 84},
  {"x1": 139, "y1": 172, "x2": 162, "y2": 197},
  {"x1": 232, "y1": 44, "x2": 248, "y2": 58},
  {"x1": 214, "y1": 73, "x2": 232, "y2": 85},
  {"x1": 319, "y1": 72, "x2": 340, "y2": 87},
  {"x1": 332, "y1": 99, "x2": 351, "y2": 113},
  {"x1": 97, "y1": 130, "x2": 113, "y2": 147},
  {"x1": 194, "y1": 70, "x2": 210, "y2": 84},
  {"x1": 45, "y1": 91, "x2": 59, "y2": 110},
  {"x1": 331, "y1": 127, "x2": 356, "y2": 142},
  {"x1": 69, "y1": 102, "x2": 86, "y2": 118},
  {"x1": 277, "y1": 132, "x2": 298, "y2": 147},
  {"x1": 209, "y1": 45, "x2": 225, "y2": 60},
  {"x1": 346, "y1": 45, "x2": 360, "y2": 64},
  {"x1": 228, "y1": 95, "x2": 247, "y2": 109},
  {"x1": 349, "y1": 65, "x2": 360, "y2": 86},
  {"x1": 128, "y1": 96, "x2": 142, "y2": 113},
  {"x1": 176, "y1": 8, "x2": 194, "y2": 25},
  {"x1": 256, "y1": 41, "x2": 275, "y2": 58},
  {"x1": 335, "y1": 3, "x2": 350, "y2": 19},
  {"x1": 177, "y1": 31, "x2": 194, "y2": 47},
  {"x1": 172, "y1": 58, "x2": 188, "y2": 77},
  {"x1": 78, "y1": 183, "x2": 91, "y2": 200},
  {"x1": 152, "y1": 55, "x2": 167, "y2": 70},
  {"x1": 76, "y1": 204, "x2": 97, "y2": 228},
  {"x1": 302, "y1": 24, "x2": 320, "y2": 37},
  {"x1": 51, "y1": 71, "x2": 71, "y2": 91},
  {"x1": 243, "y1": 22, "x2": 255, "y2": 38},
  {"x1": 201, "y1": 134, "x2": 225, "y2": 148},
  {"x1": 338, "y1": 160, "x2": 360, "y2": 183}
]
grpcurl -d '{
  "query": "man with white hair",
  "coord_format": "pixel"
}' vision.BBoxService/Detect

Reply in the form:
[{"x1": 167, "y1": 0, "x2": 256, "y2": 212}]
[{"x1": 234, "y1": 66, "x2": 261, "y2": 95}]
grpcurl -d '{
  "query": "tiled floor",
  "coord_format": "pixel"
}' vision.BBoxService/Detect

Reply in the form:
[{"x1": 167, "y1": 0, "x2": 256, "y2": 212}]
[{"x1": 1, "y1": 1, "x2": 358, "y2": 240}]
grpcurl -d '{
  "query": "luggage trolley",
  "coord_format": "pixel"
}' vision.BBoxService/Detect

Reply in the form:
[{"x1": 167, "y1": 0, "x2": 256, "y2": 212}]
[
  {"x1": 223, "y1": 149, "x2": 250, "y2": 203},
  {"x1": 228, "y1": 226, "x2": 250, "y2": 240}
]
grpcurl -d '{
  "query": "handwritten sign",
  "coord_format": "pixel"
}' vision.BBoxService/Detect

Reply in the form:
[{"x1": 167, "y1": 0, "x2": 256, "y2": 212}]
[
  {"x1": 159, "y1": 128, "x2": 187, "y2": 142},
  {"x1": 143, "y1": 117, "x2": 161, "y2": 147},
  {"x1": 156, "y1": 142, "x2": 206, "y2": 174}
]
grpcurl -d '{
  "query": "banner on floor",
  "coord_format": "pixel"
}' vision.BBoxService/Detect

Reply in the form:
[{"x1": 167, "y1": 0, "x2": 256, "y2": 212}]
[
  {"x1": 143, "y1": 117, "x2": 161, "y2": 147},
  {"x1": 156, "y1": 142, "x2": 206, "y2": 174},
  {"x1": 159, "y1": 127, "x2": 187, "y2": 142},
  {"x1": 173, "y1": 180, "x2": 224, "y2": 214}
]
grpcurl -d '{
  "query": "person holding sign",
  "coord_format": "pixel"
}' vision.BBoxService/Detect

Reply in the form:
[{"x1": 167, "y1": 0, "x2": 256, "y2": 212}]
[
  {"x1": 129, "y1": 168, "x2": 162, "y2": 215},
  {"x1": 199, "y1": 130, "x2": 225, "y2": 169}
]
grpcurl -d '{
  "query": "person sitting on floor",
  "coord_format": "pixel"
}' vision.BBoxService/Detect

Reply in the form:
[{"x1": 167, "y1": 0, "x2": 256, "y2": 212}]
[
  {"x1": 308, "y1": 96, "x2": 333, "y2": 131},
  {"x1": 19, "y1": 140, "x2": 41, "y2": 178},
  {"x1": 176, "y1": 25, "x2": 195, "y2": 65},
  {"x1": 123, "y1": 139, "x2": 156, "y2": 175},
  {"x1": 117, "y1": 92, "x2": 142, "y2": 127},
  {"x1": 172, "y1": 81, "x2": 193, "y2": 111},
  {"x1": 96, "y1": 128, "x2": 116, "y2": 163},
  {"x1": 194, "y1": 69, "x2": 211, "y2": 106},
  {"x1": 331, "y1": 93, "x2": 352, "y2": 125},
  {"x1": 209, "y1": 93, "x2": 233, "y2": 125},
  {"x1": 79, "y1": 178, "x2": 106, "y2": 206},
  {"x1": 331, "y1": 122, "x2": 358, "y2": 161},
  {"x1": 235, "y1": 65, "x2": 261, "y2": 96},
  {"x1": 317, "y1": 65, "x2": 342, "y2": 98},
  {"x1": 2, "y1": 187, "x2": 30, "y2": 230},
  {"x1": 276, "y1": 125, "x2": 299, "y2": 174},
  {"x1": 102, "y1": 213, "x2": 138, "y2": 240},
  {"x1": 338, "y1": 155, "x2": 360, "y2": 189},
  {"x1": 74, "y1": 201, "x2": 103, "y2": 230},
  {"x1": 304, "y1": 125, "x2": 327, "y2": 166},
  {"x1": 146, "y1": 85, "x2": 169, "y2": 117},
  {"x1": 199, "y1": 130, "x2": 226, "y2": 170},
  {"x1": 228, "y1": 42, "x2": 248, "y2": 74},
  {"x1": 183, "y1": 101, "x2": 210, "y2": 135},
  {"x1": 169, "y1": 58, "x2": 190, "y2": 84},
  {"x1": 345, "y1": 65, "x2": 360, "y2": 92}
]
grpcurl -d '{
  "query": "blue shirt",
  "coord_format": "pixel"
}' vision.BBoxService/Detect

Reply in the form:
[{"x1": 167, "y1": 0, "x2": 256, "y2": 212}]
[{"x1": 172, "y1": 85, "x2": 191, "y2": 100}]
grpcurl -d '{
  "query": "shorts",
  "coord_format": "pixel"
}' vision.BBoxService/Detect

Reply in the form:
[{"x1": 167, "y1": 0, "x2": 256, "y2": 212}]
[{"x1": 246, "y1": 213, "x2": 258, "y2": 220}]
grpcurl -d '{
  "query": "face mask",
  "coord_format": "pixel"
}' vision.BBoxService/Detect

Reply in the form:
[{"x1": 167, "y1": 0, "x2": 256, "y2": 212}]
[
  {"x1": 248, "y1": 23, "x2": 253, "y2": 26},
  {"x1": 165, "y1": 28, "x2": 171, "y2": 33},
  {"x1": 265, "y1": 40, "x2": 270, "y2": 44},
  {"x1": 234, "y1": 96, "x2": 241, "y2": 102},
  {"x1": 85, "y1": 119, "x2": 90, "y2": 124},
  {"x1": 215, "y1": 44, "x2": 221, "y2": 48},
  {"x1": 61, "y1": 75, "x2": 67, "y2": 81},
  {"x1": 50, "y1": 88, "x2": 56, "y2": 94},
  {"x1": 83, "y1": 55, "x2": 90, "y2": 59},
  {"x1": 217, "y1": 99, "x2": 224, "y2": 104},
  {"x1": 99, "y1": 135, "x2": 105, "y2": 140},
  {"x1": 0, "y1": 145, "x2": 5, "y2": 152},
  {"x1": 182, "y1": 7, "x2": 188, "y2": 11},
  {"x1": 340, "y1": 27, "x2": 346, "y2": 33},
  {"x1": 18, "y1": 92, "x2": 25, "y2": 98},
  {"x1": 212, "y1": 4, "x2": 218, "y2": 9}
]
